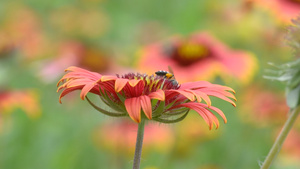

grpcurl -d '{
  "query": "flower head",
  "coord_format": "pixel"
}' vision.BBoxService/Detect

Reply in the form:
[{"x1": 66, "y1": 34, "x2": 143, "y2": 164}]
[
  {"x1": 57, "y1": 66, "x2": 236, "y2": 129},
  {"x1": 138, "y1": 32, "x2": 257, "y2": 84}
]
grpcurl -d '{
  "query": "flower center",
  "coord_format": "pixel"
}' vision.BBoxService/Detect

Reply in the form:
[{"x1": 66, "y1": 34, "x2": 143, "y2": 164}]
[
  {"x1": 291, "y1": 0, "x2": 300, "y2": 3},
  {"x1": 117, "y1": 73, "x2": 180, "y2": 96},
  {"x1": 171, "y1": 41, "x2": 209, "y2": 66}
]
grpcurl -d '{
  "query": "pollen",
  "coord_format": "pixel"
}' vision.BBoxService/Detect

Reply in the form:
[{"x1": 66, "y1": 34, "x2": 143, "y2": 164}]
[{"x1": 165, "y1": 73, "x2": 173, "y2": 79}]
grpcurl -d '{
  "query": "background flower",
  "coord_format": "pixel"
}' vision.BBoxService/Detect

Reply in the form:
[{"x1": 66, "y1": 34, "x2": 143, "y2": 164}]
[
  {"x1": 138, "y1": 32, "x2": 257, "y2": 84},
  {"x1": 0, "y1": 89, "x2": 41, "y2": 119},
  {"x1": 238, "y1": 85, "x2": 289, "y2": 127},
  {"x1": 252, "y1": 0, "x2": 300, "y2": 23}
]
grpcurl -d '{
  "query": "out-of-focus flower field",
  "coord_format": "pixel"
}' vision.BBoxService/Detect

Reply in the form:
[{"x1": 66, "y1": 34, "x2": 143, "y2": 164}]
[{"x1": 0, "y1": 0, "x2": 299, "y2": 169}]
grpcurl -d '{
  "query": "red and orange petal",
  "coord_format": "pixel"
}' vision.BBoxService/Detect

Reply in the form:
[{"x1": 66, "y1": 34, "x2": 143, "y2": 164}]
[
  {"x1": 148, "y1": 89, "x2": 165, "y2": 101},
  {"x1": 125, "y1": 97, "x2": 142, "y2": 123},
  {"x1": 176, "y1": 81, "x2": 236, "y2": 107},
  {"x1": 138, "y1": 32, "x2": 257, "y2": 84},
  {"x1": 252, "y1": 0, "x2": 300, "y2": 23},
  {"x1": 172, "y1": 102, "x2": 226, "y2": 129},
  {"x1": 124, "y1": 95, "x2": 156, "y2": 122}
]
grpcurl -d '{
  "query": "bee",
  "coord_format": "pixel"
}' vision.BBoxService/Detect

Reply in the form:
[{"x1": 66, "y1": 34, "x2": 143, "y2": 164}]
[{"x1": 155, "y1": 66, "x2": 179, "y2": 87}]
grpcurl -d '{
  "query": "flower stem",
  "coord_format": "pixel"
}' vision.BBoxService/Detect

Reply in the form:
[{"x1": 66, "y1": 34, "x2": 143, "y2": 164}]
[
  {"x1": 260, "y1": 106, "x2": 300, "y2": 169},
  {"x1": 132, "y1": 118, "x2": 146, "y2": 169}
]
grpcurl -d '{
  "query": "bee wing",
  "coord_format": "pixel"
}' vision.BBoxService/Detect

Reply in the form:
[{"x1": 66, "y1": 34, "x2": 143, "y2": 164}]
[
  {"x1": 168, "y1": 65, "x2": 174, "y2": 75},
  {"x1": 168, "y1": 65, "x2": 176, "y2": 80}
]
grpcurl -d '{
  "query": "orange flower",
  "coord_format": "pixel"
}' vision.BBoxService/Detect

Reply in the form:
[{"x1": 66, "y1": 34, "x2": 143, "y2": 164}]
[
  {"x1": 138, "y1": 32, "x2": 257, "y2": 84},
  {"x1": 0, "y1": 90, "x2": 41, "y2": 119},
  {"x1": 57, "y1": 66, "x2": 236, "y2": 129},
  {"x1": 0, "y1": 7, "x2": 49, "y2": 60}
]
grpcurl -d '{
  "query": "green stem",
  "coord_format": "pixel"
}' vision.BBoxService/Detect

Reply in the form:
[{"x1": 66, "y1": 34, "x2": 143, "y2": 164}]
[
  {"x1": 132, "y1": 118, "x2": 146, "y2": 169},
  {"x1": 260, "y1": 106, "x2": 300, "y2": 169}
]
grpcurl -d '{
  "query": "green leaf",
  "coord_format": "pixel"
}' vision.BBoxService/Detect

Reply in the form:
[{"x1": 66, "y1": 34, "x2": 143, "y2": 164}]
[
  {"x1": 288, "y1": 69, "x2": 300, "y2": 89},
  {"x1": 86, "y1": 96, "x2": 126, "y2": 117},
  {"x1": 153, "y1": 110, "x2": 189, "y2": 123},
  {"x1": 99, "y1": 90, "x2": 125, "y2": 112},
  {"x1": 152, "y1": 100, "x2": 165, "y2": 117}
]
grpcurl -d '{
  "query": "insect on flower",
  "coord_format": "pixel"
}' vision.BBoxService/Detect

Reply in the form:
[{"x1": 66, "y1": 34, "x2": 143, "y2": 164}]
[
  {"x1": 57, "y1": 66, "x2": 236, "y2": 129},
  {"x1": 155, "y1": 66, "x2": 179, "y2": 87}
]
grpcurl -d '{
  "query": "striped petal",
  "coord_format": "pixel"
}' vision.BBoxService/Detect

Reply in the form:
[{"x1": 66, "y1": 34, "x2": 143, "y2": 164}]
[
  {"x1": 173, "y1": 102, "x2": 226, "y2": 129},
  {"x1": 125, "y1": 97, "x2": 141, "y2": 123},
  {"x1": 179, "y1": 81, "x2": 212, "y2": 90},
  {"x1": 59, "y1": 86, "x2": 83, "y2": 103},
  {"x1": 190, "y1": 90, "x2": 211, "y2": 106},
  {"x1": 169, "y1": 89, "x2": 195, "y2": 101},
  {"x1": 128, "y1": 79, "x2": 143, "y2": 87},
  {"x1": 101, "y1": 75, "x2": 117, "y2": 82},
  {"x1": 65, "y1": 66, "x2": 91, "y2": 72},
  {"x1": 80, "y1": 82, "x2": 97, "y2": 100},
  {"x1": 140, "y1": 95, "x2": 152, "y2": 119},
  {"x1": 115, "y1": 78, "x2": 129, "y2": 92},
  {"x1": 148, "y1": 89, "x2": 165, "y2": 101}
]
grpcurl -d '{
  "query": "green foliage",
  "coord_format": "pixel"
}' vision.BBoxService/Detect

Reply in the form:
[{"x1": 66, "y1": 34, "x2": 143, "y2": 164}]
[{"x1": 264, "y1": 17, "x2": 300, "y2": 108}]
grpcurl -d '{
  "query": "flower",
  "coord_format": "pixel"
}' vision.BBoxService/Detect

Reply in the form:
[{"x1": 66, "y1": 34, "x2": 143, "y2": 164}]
[
  {"x1": 38, "y1": 41, "x2": 111, "y2": 83},
  {"x1": 57, "y1": 66, "x2": 236, "y2": 129},
  {"x1": 0, "y1": 6, "x2": 49, "y2": 60},
  {"x1": 239, "y1": 85, "x2": 289, "y2": 127},
  {"x1": 138, "y1": 32, "x2": 257, "y2": 84},
  {"x1": 252, "y1": 0, "x2": 300, "y2": 23},
  {"x1": 0, "y1": 89, "x2": 41, "y2": 119}
]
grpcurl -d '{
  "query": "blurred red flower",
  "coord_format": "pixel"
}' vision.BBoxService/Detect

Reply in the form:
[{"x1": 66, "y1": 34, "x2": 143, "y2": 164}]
[
  {"x1": 138, "y1": 32, "x2": 257, "y2": 84},
  {"x1": 38, "y1": 41, "x2": 112, "y2": 83},
  {"x1": 239, "y1": 85, "x2": 289, "y2": 126},
  {"x1": 252, "y1": 0, "x2": 300, "y2": 23},
  {"x1": 57, "y1": 66, "x2": 236, "y2": 129}
]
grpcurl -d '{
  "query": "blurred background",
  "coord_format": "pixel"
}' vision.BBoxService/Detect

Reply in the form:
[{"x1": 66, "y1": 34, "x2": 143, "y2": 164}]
[{"x1": 0, "y1": 0, "x2": 300, "y2": 169}]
